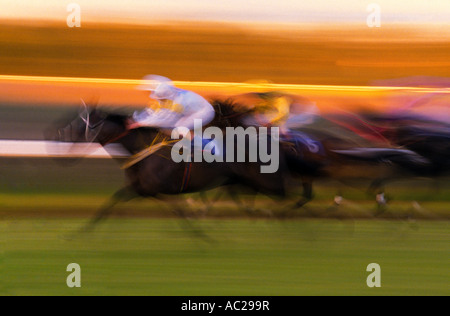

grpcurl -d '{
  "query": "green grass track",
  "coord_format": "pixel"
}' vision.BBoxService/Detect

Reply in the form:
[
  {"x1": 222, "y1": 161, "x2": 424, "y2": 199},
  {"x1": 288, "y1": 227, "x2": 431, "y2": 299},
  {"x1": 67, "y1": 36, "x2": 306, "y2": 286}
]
[{"x1": 1, "y1": 217, "x2": 448, "y2": 296}]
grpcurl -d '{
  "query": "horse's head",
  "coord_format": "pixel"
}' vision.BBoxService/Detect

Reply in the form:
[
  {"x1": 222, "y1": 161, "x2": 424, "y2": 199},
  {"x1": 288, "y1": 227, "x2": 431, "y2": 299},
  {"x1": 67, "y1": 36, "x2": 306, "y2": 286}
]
[
  {"x1": 52, "y1": 102, "x2": 164, "y2": 159},
  {"x1": 53, "y1": 101, "x2": 127, "y2": 145}
]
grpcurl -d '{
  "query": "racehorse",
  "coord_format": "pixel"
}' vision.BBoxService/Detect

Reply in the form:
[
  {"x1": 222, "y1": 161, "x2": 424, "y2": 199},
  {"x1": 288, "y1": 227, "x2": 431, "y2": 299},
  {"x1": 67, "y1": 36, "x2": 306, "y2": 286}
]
[
  {"x1": 357, "y1": 113, "x2": 450, "y2": 206},
  {"x1": 51, "y1": 102, "x2": 289, "y2": 230},
  {"x1": 298, "y1": 111, "x2": 436, "y2": 214},
  {"x1": 361, "y1": 113, "x2": 450, "y2": 176},
  {"x1": 209, "y1": 97, "x2": 329, "y2": 209},
  {"x1": 209, "y1": 98, "x2": 433, "y2": 213}
]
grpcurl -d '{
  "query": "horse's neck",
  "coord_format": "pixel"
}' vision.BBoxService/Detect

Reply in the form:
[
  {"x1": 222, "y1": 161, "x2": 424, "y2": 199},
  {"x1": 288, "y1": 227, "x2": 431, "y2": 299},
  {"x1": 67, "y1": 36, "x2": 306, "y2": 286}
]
[{"x1": 116, "y1": 129, "x2": 160, "y2": 154}]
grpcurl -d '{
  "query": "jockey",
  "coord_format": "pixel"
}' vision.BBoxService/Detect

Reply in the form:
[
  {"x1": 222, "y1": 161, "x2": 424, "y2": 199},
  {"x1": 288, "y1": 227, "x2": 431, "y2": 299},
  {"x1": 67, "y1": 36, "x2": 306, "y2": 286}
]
[
  {"x1": 234, "y1": 88, "x2": 323, "y2": 155},
  {"x1": 236, "y1": 89, "x2": 320, "y2": 135},
  {"x1": 127, "y1": 75, "x2": 215, "y2": 137}
]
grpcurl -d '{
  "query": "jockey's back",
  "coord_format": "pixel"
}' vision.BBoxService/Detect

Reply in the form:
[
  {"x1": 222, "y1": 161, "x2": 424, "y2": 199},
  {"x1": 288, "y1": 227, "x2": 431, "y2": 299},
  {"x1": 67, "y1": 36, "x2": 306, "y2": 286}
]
[
  {"x1": 129, "y1": 75, "x2": 215, "y2": 132},
  {"x1": 164, "y1": 88, "x2": 212, "y2": 117}
]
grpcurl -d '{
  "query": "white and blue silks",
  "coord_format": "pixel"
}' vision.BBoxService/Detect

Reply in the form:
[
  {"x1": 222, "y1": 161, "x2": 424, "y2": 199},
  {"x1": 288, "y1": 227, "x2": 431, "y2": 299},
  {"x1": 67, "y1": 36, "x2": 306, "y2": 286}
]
[{"x1": 134, "y1": 75, "x2": 215, "y2": 131}]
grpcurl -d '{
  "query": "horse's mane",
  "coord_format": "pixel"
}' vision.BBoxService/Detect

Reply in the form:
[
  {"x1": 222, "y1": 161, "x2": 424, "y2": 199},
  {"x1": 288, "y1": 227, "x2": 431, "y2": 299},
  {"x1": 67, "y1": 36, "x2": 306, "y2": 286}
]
[
  {"x1": 105, "y1": 113, "x2": 128, "y2": 125},
  {"x1": 102, "y1": 111, "x2": 158, "y2": 140},
  {"x1": 209, "y1": 98, "x2": 252, "y2": 128}
]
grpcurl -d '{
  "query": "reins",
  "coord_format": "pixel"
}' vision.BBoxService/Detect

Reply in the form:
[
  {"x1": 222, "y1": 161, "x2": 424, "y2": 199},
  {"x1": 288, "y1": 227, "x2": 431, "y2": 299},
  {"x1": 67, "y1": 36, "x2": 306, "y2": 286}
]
[{"x1": 120, "y1": 133, "x2": 178, "y2": 169}]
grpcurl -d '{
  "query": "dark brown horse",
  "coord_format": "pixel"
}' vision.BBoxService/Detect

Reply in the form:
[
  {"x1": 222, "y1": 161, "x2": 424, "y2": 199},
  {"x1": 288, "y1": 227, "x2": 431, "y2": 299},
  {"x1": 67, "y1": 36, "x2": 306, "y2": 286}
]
[
  {"x1": 53, "y1": 104, "x2": 289, "y2": 230},
  {"x1": 209, "y1": 97, "x2": 433, "y2": 212},
  {"x1": 210, "y1": 97, "x2": 329, "y2": 208}
]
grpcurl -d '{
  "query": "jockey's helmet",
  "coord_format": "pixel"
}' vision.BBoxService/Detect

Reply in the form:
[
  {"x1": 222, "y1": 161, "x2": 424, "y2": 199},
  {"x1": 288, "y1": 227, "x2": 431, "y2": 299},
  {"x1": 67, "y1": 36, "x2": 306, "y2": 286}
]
[{"x1": 138, "y1": 75, "x2": 176, "y2": 99}]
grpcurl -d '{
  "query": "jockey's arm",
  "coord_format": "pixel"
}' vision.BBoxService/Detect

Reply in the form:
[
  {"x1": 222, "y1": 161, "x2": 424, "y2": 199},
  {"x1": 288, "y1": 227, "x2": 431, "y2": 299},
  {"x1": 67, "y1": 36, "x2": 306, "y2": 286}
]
[
  {"x1": 268, "y1": 96, "x2": 291, "y2": 126},
  {"x1": 173, "y1": 92, "x2": 215, "y2": 130},
  {"x1": 127, "y1": 90, "x2": 214, "y2": 133}
]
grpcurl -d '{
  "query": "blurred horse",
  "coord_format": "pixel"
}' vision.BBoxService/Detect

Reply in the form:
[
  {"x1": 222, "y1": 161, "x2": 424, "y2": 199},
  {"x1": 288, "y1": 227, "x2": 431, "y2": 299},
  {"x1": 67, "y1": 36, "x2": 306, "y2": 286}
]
[
  {"x1": 210, "y1": 97, "x2": 328, "y2": 209},
  {"x1": 359, "y1": 110, "x2": 450, "y2": 204},
  {"x1": 210, "y1": 97, "x2": 432, "y2": 213},
  {"x1": 51, "y1": 103, "x2": 289, "y2": 230},
  {"x1": 363, "y1": 113, "x2": 450, "y2": 176},
  {"x1": 304, "y1": 110, "x2": 433, "y2": 210}
]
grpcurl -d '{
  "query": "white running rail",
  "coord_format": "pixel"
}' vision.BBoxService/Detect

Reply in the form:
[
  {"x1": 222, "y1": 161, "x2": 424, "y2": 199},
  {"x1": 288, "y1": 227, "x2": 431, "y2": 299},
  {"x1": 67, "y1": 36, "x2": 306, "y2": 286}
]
[{"x1": 0, "y1": 140, "x2": 129, "y2": 158}]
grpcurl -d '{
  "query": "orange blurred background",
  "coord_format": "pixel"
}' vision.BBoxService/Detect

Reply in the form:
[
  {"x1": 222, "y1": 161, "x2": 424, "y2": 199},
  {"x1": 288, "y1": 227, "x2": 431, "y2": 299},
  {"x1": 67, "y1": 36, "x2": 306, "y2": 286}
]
[
  {"x1": 0, "y1": 0, "x2": 449, "y2": 113},
  {"x1": 0, "y1": 21, "x2": 449, "y2": 113}
]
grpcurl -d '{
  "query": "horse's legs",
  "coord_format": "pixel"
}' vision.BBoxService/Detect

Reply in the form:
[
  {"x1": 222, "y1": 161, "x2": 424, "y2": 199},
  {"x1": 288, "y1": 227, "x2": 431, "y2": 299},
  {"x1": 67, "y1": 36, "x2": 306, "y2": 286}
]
[
  {"x1": 197, "y1": 189, "x2": 225, "y2": 216},
  {"x1": 157, "y1": 194, "x2": 215, "y2": 242},
  {"x1": 81, "y1": 186, "x2": 138, "y2": 232},
  {"x1": 225, "y1": 185, "x2": 262, "y2": 216},
  {"x1": 192, "y1": 186, "x2": 262, "y2": 217},
  {"x1": 294, "y1": 178, "x2": 314, "y2": 208},
  {"x1": 368, "y1": 178, "x2": 386, "y2": 196},
  {"x1": 368, "y1": 178, "x2": 389, "y2": 215}
]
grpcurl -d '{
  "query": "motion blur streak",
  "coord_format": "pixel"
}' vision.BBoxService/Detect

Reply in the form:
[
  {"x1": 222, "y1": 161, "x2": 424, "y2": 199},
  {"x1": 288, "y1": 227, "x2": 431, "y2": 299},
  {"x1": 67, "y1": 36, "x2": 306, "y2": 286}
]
[{"x1": 1, "y1": 75, "x2": 449, "y2": 94}]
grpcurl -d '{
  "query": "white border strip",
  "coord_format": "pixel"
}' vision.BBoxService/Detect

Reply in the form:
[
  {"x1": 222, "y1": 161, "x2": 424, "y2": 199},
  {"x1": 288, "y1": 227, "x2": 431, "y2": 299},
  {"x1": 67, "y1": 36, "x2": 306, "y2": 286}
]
[{"x1": 0, "y1": 140, "x2": 129, "y2": 158}]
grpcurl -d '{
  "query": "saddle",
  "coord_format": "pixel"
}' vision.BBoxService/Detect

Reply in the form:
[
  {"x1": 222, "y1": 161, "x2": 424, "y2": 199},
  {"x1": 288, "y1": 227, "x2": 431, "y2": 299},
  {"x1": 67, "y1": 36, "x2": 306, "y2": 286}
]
[
  {"x1": 280, "y1": 130, "x2": 325, "y2": 157},
  {"x1": 121, "y1": 131, "x2": 218, "y2": 169},
  {"x1": 121, "y1": 132, "x2": 176, "y2": 169}
]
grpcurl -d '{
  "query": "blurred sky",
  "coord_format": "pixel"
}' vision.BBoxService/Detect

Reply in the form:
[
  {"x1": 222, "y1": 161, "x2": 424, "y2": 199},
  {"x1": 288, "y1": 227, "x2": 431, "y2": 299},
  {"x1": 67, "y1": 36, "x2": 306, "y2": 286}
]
[{"x1": 1, "y1": 0, "x2": 449, "y2": 24}]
